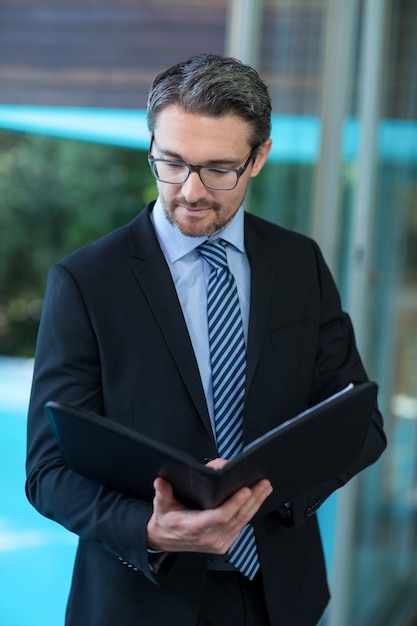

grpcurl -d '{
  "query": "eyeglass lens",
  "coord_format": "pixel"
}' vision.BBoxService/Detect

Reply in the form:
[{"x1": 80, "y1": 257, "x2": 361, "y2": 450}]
[{"x1": 151, "y1": 160, "x2": 238, "y2": 190}]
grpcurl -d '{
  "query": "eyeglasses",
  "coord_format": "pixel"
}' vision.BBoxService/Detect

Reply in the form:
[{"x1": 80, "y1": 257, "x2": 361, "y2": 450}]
[{"x1": 148, "y1": 136, "x2": 258, "y2": 191}]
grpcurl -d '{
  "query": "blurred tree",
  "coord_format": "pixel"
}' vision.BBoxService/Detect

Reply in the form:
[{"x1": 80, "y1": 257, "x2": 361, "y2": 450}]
[{"x1": 0, "y1": 130, "x2": 156, "y2": 356}]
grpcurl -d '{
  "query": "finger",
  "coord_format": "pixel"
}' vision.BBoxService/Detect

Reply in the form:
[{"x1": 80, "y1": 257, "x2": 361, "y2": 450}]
[
  {"x1": 153, "y1": 477, "x2": 182, "y2": 514},
  {"x1": 221, "y1": 477, "x2": 272, "y2": 510},
  {"x1": 252, "y1": 478, "x2": 273, "y2": 499},
  {"x1": 205, "y1": 457, "x2": 229, "y2": 470},
  {"x1": 237, "y1": 479, "x2": 273, "y2": 522},
  {"x1": 220, "y1": 479, "x2": 272, "y2": 529},
  {"x1": 154, "y1": 476, "x2": 173, "y2": 494}
]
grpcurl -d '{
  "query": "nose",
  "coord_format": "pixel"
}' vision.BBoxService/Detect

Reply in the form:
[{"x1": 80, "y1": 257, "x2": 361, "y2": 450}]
[{"x1": 181, "y1": 170, "x2": 208, "y2": 203}]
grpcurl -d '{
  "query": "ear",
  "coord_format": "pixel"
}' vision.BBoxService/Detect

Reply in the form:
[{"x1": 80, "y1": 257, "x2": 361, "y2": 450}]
[{"x1": 250, "y1": 139, "x2": 272, "y2": 178}]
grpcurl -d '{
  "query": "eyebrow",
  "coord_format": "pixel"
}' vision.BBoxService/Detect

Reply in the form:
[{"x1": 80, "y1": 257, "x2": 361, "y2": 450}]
[{"x1": 155, "y1": 145, "x2": 242, "y2": 168}]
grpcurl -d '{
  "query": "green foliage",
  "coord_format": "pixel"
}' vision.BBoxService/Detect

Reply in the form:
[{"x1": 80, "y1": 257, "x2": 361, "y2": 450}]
[
  {"x1": 0, "y1": 130, "x2": 156, "y2": 356},
  {"x1": 249, "y1": 160, "x2": 314, "y2": 234}
]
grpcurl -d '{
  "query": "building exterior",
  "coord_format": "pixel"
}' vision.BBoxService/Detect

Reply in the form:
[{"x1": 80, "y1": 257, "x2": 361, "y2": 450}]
[{"x1": 0, "y1": 1, "x2": 416, "y2": 624}]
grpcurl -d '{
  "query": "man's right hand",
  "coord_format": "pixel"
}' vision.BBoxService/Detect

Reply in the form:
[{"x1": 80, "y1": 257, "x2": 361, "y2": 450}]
[{"x1": 146, "y1": 460, "x2": 273, "y2": 555}]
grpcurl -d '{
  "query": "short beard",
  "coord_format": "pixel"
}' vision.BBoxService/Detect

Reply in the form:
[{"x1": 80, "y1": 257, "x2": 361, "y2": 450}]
[
  {"x1": 159, "y1": 189, "x2": 245, "y2": 238},
  {"x1": 164, "y1": 198, "x2": 225, "y2": 238},
  {"x1": 167, "y1": 211, "x2": 223, "y2": 238}
]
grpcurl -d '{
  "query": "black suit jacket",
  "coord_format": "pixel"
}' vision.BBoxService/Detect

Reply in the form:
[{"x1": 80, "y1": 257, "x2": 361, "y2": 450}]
[{"x1": 26, "y1": 202, "x2": 386, "y2": 626}]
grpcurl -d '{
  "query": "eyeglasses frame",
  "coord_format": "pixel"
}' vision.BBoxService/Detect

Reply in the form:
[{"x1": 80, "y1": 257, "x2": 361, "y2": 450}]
[{"x1": 147, "y1": 135, "x2": 259, "y2": 191}]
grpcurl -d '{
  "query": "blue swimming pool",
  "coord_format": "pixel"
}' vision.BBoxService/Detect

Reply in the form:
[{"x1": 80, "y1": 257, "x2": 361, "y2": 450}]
[{"x1": 0, "y1": 357, "x2": 76, "y2": 626}]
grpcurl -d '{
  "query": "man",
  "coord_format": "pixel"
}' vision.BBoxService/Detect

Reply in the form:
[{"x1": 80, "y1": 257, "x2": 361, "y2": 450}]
[{"x1": 26, "y1": 54, "x2": 386, "y2": 625}]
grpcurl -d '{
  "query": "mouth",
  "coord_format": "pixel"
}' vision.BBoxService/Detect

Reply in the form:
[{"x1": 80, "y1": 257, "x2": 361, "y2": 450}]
[{"x1": 176, "y1": 203, "x2": 215, "y2": 216}]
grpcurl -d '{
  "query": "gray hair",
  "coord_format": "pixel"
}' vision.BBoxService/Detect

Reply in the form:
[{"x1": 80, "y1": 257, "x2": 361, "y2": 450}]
[{"x1": 146, "y1": 54, "x2": 271, "y2": 148}]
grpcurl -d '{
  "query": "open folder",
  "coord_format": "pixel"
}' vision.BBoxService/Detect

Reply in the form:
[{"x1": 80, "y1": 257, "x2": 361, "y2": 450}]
[{"x1": 45, "y1": 381, "x2": 377, "y2": 515}]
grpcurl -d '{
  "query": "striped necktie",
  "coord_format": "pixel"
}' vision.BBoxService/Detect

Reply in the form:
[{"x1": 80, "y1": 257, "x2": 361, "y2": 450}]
[{"x1": 197, "y1": 238, "x2": 259, "y2": 580}]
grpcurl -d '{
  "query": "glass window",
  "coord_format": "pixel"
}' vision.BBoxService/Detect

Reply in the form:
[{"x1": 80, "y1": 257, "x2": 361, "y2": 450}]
[{"x1": 251, "y1": 1, "x2": 417, "y2": 623}]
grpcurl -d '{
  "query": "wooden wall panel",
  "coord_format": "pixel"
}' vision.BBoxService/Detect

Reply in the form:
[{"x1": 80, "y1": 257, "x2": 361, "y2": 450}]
[
  {"x1": 0, "y1": 1, "x2": 228, "y2": 108},
  {"x1": 0, "y1": 0, "x2": 415, "y2": 118}
]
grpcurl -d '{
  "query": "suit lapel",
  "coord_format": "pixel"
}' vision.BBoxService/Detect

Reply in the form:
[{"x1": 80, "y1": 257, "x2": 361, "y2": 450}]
[
  {"x1": 244, "y1": 215, "x2": 277, "y2": 391},
  {"x1": 128, "y1": 205, "x2": 214, "y2": 441}
]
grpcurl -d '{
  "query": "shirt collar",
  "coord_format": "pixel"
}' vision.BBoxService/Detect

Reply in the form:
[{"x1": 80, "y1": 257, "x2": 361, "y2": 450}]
[{"x1": 152, "y1": 197, "x2": 245, "y2": 263}]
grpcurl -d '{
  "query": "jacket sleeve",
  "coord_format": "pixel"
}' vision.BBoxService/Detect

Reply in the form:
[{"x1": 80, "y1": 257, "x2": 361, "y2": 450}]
[
  {"x1": 288, "y1": 240, "x2": 386, "y2": 529},
  {"x1": 25, "y1": 263, "x2": 160, "y2": 583}
]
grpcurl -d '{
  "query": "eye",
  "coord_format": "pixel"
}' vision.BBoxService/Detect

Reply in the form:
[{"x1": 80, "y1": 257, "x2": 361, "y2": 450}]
[
  {"x1": 206, "y1": 167, "x2": 231, "y2": 177},
  {"x1": 165, "y1": 161, "x2": 186, "y2": 170}
]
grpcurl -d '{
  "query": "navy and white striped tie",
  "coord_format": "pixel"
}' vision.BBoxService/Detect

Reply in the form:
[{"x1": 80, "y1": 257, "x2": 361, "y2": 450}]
[{"x1": 198, "y1": 238, "x2": 259, "y2": 580}]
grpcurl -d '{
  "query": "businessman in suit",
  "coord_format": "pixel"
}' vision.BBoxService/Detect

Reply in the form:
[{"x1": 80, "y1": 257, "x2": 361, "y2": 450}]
[{"x1": 26, "y1": 54, "x2": 386, "y2": 625}]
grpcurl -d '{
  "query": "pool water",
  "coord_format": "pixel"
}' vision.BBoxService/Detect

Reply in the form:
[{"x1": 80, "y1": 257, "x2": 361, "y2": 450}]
[{"x1": 0, "y1": 358, "x2": 76, "y2": 626}]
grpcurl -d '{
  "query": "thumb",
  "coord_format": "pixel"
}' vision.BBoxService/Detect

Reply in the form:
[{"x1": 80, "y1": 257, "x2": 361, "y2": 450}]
[{"x1": 153, "y1": 476, "x2": 177, "y2": 513}]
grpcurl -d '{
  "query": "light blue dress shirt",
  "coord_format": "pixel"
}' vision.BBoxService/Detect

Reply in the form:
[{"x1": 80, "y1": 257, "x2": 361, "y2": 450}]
[{"x1": 151, "y1": 198, "x2": 251, "y2": 434}]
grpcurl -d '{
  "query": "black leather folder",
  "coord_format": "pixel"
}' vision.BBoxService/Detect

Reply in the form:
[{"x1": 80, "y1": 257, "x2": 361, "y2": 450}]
[{"x1": 45, "y1": 382, "x2": 377, "y2": 514}]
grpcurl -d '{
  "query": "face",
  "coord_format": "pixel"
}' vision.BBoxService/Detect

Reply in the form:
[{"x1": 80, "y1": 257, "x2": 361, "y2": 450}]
[{"x1": 151, "y1": 105, "x2": 272, "y2": 238}]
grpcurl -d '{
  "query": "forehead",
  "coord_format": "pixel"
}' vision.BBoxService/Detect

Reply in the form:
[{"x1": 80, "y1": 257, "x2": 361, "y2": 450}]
[{"x1": 153, "y1": 105, "x2": 253, "y2": 162}]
